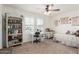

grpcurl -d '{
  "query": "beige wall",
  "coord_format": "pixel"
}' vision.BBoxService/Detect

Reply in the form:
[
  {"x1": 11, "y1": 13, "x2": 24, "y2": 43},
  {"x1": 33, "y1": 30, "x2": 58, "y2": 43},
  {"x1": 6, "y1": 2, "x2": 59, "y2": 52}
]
[
  {"x1": 2, "y1": 5, "x2": 52, "y2": 29},
  {"x1": 51, "y1": 10, "x2": 79, "y2": 33},
  {"x1": 51, "y1": 10, "x2": 79, "y2": 27},
  {"x1": 2, "y1": 5, "x2": 52, "y2": 42}
]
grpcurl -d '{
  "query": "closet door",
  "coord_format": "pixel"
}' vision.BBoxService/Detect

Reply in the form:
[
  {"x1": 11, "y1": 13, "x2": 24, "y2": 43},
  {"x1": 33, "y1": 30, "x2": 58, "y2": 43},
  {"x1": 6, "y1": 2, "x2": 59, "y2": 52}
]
[{"x1": 0, "y1": 5, "x2": 2, "y2": 49}]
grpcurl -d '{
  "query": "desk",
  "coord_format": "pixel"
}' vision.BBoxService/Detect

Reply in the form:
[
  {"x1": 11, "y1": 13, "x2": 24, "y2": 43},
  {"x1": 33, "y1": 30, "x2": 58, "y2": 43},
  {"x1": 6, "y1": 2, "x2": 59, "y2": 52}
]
[{"x1": 45, "y1": 31, "x2": 54, "y2": 39}]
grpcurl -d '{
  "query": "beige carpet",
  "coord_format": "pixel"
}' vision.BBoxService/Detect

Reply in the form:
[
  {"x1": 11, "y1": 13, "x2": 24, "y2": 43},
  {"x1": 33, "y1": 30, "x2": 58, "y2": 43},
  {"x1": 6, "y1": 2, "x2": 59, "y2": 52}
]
[{"x1": 12, "y1": 39, "x2": 78, "y2": 54}]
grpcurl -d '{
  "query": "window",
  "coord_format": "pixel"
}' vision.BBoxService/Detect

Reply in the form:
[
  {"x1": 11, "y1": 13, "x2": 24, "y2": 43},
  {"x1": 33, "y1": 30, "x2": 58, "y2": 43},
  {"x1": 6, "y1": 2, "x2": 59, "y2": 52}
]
[
  {"x1": 36, "y1": 19, "x2": 43, "y2": 31},
  {"x1": 25, "y1": 18, "x2": 34, "y2": 32},
  {"x1": 24, "y1": 17, "x2": 44, "y2": 33}
]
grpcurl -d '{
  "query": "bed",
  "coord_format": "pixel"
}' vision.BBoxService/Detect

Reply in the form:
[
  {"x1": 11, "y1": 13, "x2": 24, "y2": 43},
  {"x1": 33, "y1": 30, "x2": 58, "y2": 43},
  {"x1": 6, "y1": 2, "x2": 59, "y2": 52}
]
[{"x1": 54, "y1": 33, "x2": 79, "y2": 47}]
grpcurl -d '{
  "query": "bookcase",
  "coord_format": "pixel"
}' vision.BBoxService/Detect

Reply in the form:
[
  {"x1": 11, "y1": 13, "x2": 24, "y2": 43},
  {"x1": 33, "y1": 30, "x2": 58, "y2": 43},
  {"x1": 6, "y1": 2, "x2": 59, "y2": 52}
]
[{"x1": 6, "y1": 14, "x2": 23, "y2": 47}]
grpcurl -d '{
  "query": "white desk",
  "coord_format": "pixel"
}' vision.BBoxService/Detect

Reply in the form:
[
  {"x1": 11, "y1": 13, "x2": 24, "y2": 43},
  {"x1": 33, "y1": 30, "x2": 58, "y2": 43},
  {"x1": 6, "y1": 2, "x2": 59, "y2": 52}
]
[{"x1": 45, "y1": 31, "x2": 54, "y2": 39}]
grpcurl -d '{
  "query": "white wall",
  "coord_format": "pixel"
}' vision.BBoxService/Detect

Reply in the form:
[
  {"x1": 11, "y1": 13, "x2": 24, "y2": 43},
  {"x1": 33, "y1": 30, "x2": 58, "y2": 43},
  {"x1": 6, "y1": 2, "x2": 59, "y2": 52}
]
[
  {"x1": 0, "y1": 5, "x2": 2, "y2": 49},
  {"x1": 51, "y1": 10, "x2": 79, "y2": 33},
  {"x1": 2, "y1": 5, "x2": 52, "y2": 43}
]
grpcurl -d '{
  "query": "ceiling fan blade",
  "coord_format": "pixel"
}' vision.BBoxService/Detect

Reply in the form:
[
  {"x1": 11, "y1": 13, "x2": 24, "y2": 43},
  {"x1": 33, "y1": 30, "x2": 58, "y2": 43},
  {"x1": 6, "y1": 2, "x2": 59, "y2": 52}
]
[{"x1": 51, "y1": 9, "x2": 60, "y2": 11}]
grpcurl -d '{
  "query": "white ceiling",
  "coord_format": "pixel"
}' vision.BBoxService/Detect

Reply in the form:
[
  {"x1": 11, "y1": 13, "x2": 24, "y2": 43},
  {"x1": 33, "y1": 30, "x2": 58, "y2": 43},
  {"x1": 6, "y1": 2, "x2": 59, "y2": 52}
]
[{"x1": 3, "y1": 4, "x2": 79, "y2": 16}]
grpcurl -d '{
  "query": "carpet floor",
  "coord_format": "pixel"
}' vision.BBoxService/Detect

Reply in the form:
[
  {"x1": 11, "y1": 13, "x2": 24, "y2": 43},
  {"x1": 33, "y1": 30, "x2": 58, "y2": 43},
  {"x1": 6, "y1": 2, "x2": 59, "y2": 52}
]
[
  {"x1": 0, "y1": 39, "x2": 78, "y2": 54},
  {"x1": 11, "y1": 39, "x2": 78, "y2": 54}
]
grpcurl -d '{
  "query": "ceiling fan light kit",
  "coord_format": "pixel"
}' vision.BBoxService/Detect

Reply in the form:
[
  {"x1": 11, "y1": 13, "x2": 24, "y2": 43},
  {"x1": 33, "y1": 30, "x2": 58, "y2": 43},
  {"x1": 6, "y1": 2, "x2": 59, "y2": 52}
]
[
  {"x1": 44, "y1": 11, "x2": 51, "y2": 15},
  {"x1": 44, "y1": 4, "x2": 60, "y2": 15}
]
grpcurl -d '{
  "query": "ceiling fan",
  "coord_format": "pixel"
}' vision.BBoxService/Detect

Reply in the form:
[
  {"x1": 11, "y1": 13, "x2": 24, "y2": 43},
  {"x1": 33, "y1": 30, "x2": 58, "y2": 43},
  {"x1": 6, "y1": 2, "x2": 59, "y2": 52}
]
[
  {"x1": 45, "y1": 4, "x2": 60, "y2": 12},
  {"x1": 44, "y1": 4, "x2": 60, "y2": 15}
]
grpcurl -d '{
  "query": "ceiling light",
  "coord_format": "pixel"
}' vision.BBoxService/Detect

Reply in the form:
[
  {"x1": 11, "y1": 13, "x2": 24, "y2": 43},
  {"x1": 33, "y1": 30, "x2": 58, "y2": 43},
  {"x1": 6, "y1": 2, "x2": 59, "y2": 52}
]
[{"x1": 44, "y1": 11, "x2": 51, "y2": 15}]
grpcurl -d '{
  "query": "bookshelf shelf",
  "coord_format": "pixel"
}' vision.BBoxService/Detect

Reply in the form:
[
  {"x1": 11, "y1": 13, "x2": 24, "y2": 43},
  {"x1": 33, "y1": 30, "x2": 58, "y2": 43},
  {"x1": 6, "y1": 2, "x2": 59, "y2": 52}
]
[{"x1": 8, "y1": 33, "x2": 22, "y2": 36}]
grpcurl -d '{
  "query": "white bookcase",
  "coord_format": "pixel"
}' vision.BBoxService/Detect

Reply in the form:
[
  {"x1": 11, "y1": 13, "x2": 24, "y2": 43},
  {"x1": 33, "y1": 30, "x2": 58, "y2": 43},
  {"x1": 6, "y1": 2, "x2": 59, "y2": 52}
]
[{"x1": 5, "y1": 14, "x2": 23, "y2": 47}]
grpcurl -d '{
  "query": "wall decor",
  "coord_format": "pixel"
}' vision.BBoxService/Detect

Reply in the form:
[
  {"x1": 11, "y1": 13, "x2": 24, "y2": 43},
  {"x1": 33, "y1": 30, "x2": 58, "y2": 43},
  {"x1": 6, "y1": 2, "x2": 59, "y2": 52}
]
[{"x1": 60, "y1": 17, "x2": 69, "y2": 24}]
